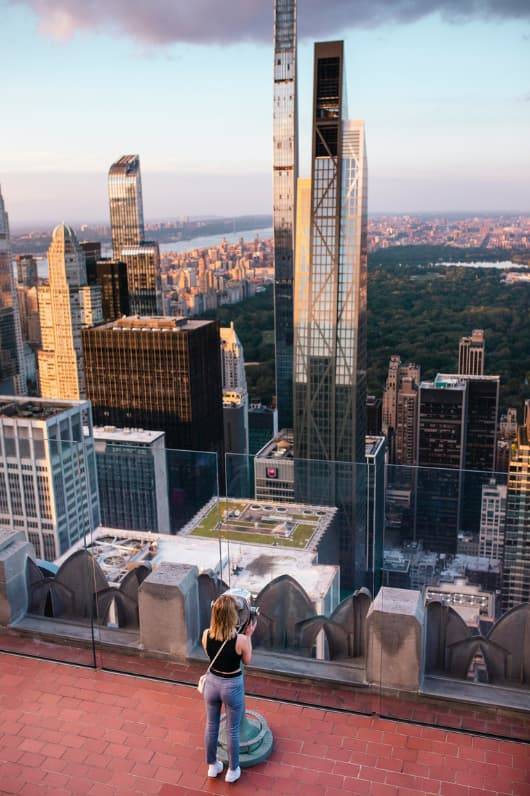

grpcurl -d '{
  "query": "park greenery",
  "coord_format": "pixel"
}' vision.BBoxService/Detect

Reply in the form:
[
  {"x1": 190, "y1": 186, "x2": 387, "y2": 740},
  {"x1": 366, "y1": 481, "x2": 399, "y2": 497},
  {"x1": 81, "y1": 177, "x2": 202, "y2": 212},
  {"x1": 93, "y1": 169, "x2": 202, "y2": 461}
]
[{"x1": 200, "y1": 246, "x2": 530, "y2": 414}]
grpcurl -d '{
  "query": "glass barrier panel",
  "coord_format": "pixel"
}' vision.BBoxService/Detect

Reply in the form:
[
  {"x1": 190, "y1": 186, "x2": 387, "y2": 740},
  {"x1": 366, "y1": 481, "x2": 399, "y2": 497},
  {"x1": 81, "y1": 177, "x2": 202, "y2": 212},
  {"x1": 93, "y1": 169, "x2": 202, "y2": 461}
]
[
  {"x1": 0, "y1": 434, "x2": 97, "y2": 667},
  {"x1": 378, "y1": 463, "x2": 530, "y2": 741},
  {"x1": 224, "y1": 452, "x2": 377, "y2": 715},
  {"x1": 92, "y1": 446, "x2": 219, "y2": 683}
]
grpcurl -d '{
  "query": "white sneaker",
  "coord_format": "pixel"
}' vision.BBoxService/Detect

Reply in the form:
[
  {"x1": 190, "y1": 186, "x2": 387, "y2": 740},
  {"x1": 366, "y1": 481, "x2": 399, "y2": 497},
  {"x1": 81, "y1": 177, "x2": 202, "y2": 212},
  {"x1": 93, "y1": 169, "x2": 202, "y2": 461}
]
[
  {"x1": 208, "y1": 760, "x2": 224, "y2": 778},
  {"x1": 225, "y1": 766, "x2": 241, "y2": 784}
]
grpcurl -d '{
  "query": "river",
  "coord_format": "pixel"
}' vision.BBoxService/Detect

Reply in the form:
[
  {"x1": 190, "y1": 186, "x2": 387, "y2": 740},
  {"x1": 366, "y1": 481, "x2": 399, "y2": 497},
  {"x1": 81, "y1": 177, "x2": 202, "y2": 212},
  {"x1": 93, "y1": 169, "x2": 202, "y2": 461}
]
[{"x1": 36, "y1": 226, "x2": 273, "y2": 279}]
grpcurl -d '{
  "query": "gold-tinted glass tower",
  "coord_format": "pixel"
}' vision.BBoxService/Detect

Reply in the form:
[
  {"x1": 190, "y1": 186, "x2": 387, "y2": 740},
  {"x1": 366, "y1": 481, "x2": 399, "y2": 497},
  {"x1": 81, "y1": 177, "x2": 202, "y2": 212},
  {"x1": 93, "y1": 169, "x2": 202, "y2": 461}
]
[
  {"x1": 293, "y1": 42, "x2": 368, "y2": 586},
  {"x1": 108, "y1": 155, "x2": 145, "y2": 258}
]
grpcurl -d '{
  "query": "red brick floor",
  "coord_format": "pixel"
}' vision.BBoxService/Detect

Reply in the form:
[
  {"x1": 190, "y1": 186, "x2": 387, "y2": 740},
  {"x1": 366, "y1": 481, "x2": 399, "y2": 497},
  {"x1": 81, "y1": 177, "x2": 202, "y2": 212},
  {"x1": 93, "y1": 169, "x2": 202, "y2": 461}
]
[{"x1": 1, "y1": 653, "x2": 529, "y2": 796}]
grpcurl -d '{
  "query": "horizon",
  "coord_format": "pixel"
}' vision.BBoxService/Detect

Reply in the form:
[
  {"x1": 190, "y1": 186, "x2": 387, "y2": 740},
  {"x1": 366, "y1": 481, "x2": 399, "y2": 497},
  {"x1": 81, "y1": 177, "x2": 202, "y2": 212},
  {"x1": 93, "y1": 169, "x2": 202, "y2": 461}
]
[{"x1": 1, "y1": 1, "x2": 529, "y2": 225}]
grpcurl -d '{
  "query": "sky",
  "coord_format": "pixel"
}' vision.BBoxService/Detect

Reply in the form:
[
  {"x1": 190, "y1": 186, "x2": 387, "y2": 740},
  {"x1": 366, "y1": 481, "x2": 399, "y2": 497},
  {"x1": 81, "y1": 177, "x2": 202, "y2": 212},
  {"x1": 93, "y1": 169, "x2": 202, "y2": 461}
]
[{"x1": 1, "y1": 0, "x2": 529, "y2": 227}]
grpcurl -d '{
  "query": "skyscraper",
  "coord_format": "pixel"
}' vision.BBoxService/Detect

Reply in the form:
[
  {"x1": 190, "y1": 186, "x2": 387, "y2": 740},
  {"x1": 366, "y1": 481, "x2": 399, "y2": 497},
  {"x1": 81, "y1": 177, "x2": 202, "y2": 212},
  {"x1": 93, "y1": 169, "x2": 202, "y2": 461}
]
[
  {"x1": 120, "y1": 243, "x2": 163, "y2": 316},
  {"x1": 0, "y1": 187, "x2": 26, "y2": 395},
  {"x1": 220, "y1": 322, "x2": 247, "y2": 394},
  {"x1": 16, "y1": 255, "x2": 38, "y2": 288},
  {"x1": 293, "y1": 41, "x2": 368, "y2": 586},
  {"x1": 502, "y1": 410, "x2": 530, "y2": 611},
  {"x1": 458, "y1": 329, "x2": 485, "y2": 376},
  {"x1": 82, "y1": 316, "x2": 224, "y2": 529},
  {"x1": 382, "y1": 356, "x2": 421, "y2": 465},
  {"x1": 88, "y1": 259, "x2": 130, "y2": 322},
  {"x1": 38, "y1": 224, "x2": 102, "y2": 400},
  {"x1": 273, "y1": 0, "x2": 298, "y2": 429},
  {"x1": 82, "y1": 316, "x2": 223, "y2": 455},
  {"x1": 0, "y1": 396, "x2": 100, "y2": 560},
  {"x1": 479, "y1": 478, "x2": 507, "y2": 561},
  {"x1": 415, "y1": 374, "x2": 499, "y2": 552},
  {"x1": 93, "y1": 426, "x2": 169, "y2": 534},
  {"x1": 108, "y1": 155, "x2": 144, "y2": 258}
]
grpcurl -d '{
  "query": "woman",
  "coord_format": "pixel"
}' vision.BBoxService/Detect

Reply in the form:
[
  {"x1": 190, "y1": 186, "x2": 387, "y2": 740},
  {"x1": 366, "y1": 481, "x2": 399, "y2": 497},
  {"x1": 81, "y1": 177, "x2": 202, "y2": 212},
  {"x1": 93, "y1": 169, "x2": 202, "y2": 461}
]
[{"x1": 201, "y1": 594, "x2": 256, "y2": 784}]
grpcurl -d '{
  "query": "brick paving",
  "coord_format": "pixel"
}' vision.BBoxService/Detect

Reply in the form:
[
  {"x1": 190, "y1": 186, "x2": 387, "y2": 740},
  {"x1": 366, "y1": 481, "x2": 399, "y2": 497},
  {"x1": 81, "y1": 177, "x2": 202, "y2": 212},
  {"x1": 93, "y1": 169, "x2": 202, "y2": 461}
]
[{"x1": 0, "y1": 652, "x2": 529, "y2": 796}]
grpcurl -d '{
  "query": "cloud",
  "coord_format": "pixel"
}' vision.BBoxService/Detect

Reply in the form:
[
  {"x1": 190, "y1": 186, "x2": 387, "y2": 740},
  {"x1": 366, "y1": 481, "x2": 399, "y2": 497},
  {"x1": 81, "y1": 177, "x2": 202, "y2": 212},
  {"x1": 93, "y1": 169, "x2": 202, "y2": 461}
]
[{"x1": 10, "y1": 0, "x2": 530, "y2": 45}]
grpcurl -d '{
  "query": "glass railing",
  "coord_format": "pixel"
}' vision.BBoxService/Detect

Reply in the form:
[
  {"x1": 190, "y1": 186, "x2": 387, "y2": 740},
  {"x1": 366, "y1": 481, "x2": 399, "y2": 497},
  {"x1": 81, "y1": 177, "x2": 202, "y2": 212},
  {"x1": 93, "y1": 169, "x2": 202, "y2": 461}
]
[{"x1": 1, "y1": 441, "x2": 528, "y2": 740}]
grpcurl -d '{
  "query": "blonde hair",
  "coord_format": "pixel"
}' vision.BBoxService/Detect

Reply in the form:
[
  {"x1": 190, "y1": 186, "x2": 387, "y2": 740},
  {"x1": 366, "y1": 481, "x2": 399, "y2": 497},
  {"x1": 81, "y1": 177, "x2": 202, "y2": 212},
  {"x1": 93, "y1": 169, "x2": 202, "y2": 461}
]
[{"x1": 209, "y1": 595, "x2": 238, "y2": 642}]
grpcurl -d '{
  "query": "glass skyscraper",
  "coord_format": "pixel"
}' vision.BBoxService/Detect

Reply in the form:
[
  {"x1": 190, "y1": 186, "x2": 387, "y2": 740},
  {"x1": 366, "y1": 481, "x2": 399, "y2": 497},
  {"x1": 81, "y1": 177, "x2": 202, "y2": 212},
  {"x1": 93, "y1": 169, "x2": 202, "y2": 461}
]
[
  {"x1": 0, "y1": 186, "x2": 26, "y2": 394},
  {"x1": 273, "y1": 0, "x2": 298, "y2": 430},
  {"x1": 293, "y1": 42, "x2": 368, "y2": 587},
  {"x1": 120, "y1": 243, "x2": 163, "y2": 316},
  {"x1": 108, "y1": 155, "x2": 145, "y2": 259}
]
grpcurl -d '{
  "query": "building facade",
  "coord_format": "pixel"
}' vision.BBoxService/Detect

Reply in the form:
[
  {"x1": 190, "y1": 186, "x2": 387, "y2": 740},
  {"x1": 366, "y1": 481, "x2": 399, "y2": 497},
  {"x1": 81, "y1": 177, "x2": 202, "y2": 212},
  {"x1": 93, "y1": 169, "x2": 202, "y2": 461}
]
[
  {"x1": 108, "y1": 155, "x2": 145, "y2": 258},
  {"x1": 415, "y1": 374, "x2": 499, "y2": 554},
  {"x1": 0, "y1": 397, "x2": 100, "y2": 560},
  {"x1": 16, "y1": 254, "x2": 38, "y2": 288},
  {"x1": 82, "y1": 316, "x2": 223, "y2": 455},
  {"x1": 120, "y1": 243, "x2": 163, "y2": 316},
  {"x1": 38, "y1": 224, "x2": 102, "y2": 400},
  {"x1": 479, "y1": 478, "x2": 507, "y2": 561},
  {"x1": 223, "y1": 389, "x2": 249, "y2": 456},
  {"x1": 502, "y1": 415, "x2": 530, "y2": 611},
  {"x1": 382, "y1": 356, "x2": 421, "y2": 465},
  {"x1": 0, "y1": 187, "x2": 26, "y2": 395},
  {"x1": 89, "y1": 258, "x2": 130, "y2": 322},
  {"x1": 248, "y1": 403, "x2": 278, "y2": 456},
  {"x1": 220, "y1": 322, "x2": 247, "y2": 393},
  {"x1": 93, "y1": 426, "x2": 169, "y2": 534},
  {"x1": 458, "y1": 329, "x2": 485, "y2": 376},
  {"x1": 293, "y1": 41, "x2": 368, "y2": 587},
  {"x1": 273, "y1": 0, "x2": 298, "y2": 430}
]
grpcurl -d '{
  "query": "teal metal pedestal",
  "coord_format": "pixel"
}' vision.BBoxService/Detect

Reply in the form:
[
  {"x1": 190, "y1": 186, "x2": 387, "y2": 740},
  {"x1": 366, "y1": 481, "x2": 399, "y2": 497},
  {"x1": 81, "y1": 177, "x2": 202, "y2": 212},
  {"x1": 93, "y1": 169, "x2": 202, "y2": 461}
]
[{"x1": 218, "y1": 708, "x2": 274, "y2": 768}]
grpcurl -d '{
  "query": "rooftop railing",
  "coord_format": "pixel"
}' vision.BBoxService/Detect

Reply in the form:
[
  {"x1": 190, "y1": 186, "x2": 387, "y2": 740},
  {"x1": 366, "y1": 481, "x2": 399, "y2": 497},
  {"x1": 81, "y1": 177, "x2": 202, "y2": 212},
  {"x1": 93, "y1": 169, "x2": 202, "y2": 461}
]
[{"x1": 0, "y1": 440, "x2": 529, "y2": 741}]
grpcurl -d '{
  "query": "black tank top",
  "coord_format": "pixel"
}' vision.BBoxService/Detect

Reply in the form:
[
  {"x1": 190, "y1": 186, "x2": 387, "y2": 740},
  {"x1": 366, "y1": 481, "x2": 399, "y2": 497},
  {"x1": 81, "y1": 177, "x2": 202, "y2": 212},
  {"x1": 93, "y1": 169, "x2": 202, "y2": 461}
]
[{"x1": 205, "y1": 633, "x2": 242, "y2": 678}]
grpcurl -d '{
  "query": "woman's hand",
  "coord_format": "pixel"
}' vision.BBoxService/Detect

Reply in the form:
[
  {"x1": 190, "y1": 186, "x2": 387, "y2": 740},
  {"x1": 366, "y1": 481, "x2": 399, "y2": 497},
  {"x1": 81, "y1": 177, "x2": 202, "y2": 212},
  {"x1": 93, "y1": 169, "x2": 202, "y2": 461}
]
[{"x1": 244, "y1": 619, "x2": 257, "y2": 636}]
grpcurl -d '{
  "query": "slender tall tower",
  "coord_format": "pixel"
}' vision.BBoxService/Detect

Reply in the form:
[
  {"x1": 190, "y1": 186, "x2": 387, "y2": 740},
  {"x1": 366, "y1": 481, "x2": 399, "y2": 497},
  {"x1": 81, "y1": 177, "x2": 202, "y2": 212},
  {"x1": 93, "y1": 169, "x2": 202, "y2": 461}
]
[
  {"x1": 293, "y1": 42, "x2": 368, "y2": 587},
  {"x1": 0, "y1": 186, "x2": 26, "y2": 394},
  {"x1": 108, "y1": 155, "x2": 145, "y2": 258},
  {"x1": 273, "y1": 0, "x2": 298, "y2": 429}
]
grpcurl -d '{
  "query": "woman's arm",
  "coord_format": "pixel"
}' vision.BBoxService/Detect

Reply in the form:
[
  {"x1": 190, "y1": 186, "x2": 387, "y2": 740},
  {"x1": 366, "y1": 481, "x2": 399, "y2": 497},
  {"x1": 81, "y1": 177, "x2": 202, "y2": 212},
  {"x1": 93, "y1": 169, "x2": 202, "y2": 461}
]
[{"x1": 236, "y1": 620, "x2": 256, "y2": 665}]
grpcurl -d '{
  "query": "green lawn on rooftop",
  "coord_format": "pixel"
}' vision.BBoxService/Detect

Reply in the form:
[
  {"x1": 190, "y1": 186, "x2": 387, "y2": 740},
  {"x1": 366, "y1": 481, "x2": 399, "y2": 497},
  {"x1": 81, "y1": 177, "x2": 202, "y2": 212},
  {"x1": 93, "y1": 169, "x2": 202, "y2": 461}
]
[{"x1": 191, "y1": 500, "x2": 317, "y2": 548}]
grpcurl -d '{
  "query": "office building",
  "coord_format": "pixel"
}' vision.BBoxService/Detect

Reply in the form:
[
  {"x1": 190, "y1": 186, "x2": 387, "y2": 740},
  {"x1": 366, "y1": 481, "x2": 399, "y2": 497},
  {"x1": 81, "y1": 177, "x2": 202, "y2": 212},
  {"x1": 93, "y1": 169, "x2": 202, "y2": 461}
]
[
  {"x1": 273, "y1": 0, "x2": 298, "y2": 430},
  {"x1": 89, "y1": 259, "x2": 129, "y2": 322},
  {"x1": 365, "y1": 435, "x2": 386, "y2": 594},
  {"x1": 38, "y1": 224, "x2": 102, "y2": 400},
  {"x1": 0, "y1": 187, "x2": 26, "y2": 395},
  {"x1": 415, "y1": 374, "x2": 499, "y2": 553},
  {"x1": 83, "y1": 316, "x2": 223, "y2": 529},
  {"x1": 366, "y1": 395, "x2": 382, "y2": 436},
  {"x1": 220, "y1": 323, "x2": 247, "y2": 393},
  {"x1": 16, "y1": 285, "x2": 41, "y2": 346},
  {"x1": 458, "y1": 329, "x2": 485, "y2": 376},
  {"x1": 223, "y1": 389, "x2": 249, "y2": 455},
  {"x1": 82, "y1": 316, "x2": 223, "y2": 454},
  {"x1": 249, "y1": 402, "x2": 278, "y2": 456},
  {"x1": 479, "y1": 478, "x2": 507, "y2": 561},
  {"x1": 120, "y1": 243, "x2": 163, "y2": 316},
  {"x1": 382, "y1": 356, "x2": 421, "y2": 465},
  {"x1": 80, "y1": 241, "x2": 102, "y2": 273},
  {"x1": 0, "y1": 397, "x2": 100, "y2": 560},
  {"x1": 499, "y1": 407, "x2": 518, "y2": 442},
  {"x1": 220, "y1": 323, "x2": 248, "y2": 457},
  {"x1": 108, "y1": 155, "x2": 144, "y2": 258},
  {"x1": 255, "y1": 429, "x2": 294, "y2": 502},
  {"x1": 93, "y1": 426, "x2": 169, "y2": 534},
  {"x1": 293, "y1": 41, "x2": 368, "y2": 586},
  {"x1": 502, "y1": 412, "x2": 530, "y2": 611},
  {"x1": 16, "y1": 254, "x2": 38, "y2": 288}
]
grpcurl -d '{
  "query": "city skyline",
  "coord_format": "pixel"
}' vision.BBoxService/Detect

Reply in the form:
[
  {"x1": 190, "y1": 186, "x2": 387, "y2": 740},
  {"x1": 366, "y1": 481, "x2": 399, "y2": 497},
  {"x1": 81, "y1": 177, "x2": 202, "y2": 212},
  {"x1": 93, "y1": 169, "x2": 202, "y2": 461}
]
[{"x1": 1, "y1": 3, "x2": 529, "y2": 224}]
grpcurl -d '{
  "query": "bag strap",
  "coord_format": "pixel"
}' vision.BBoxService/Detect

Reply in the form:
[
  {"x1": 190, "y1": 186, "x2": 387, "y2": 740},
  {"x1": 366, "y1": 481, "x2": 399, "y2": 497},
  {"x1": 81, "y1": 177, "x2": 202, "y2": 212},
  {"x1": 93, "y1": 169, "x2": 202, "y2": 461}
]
[{"x1": 205, "y1": 634, "x2": 230, "y2": 673}]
